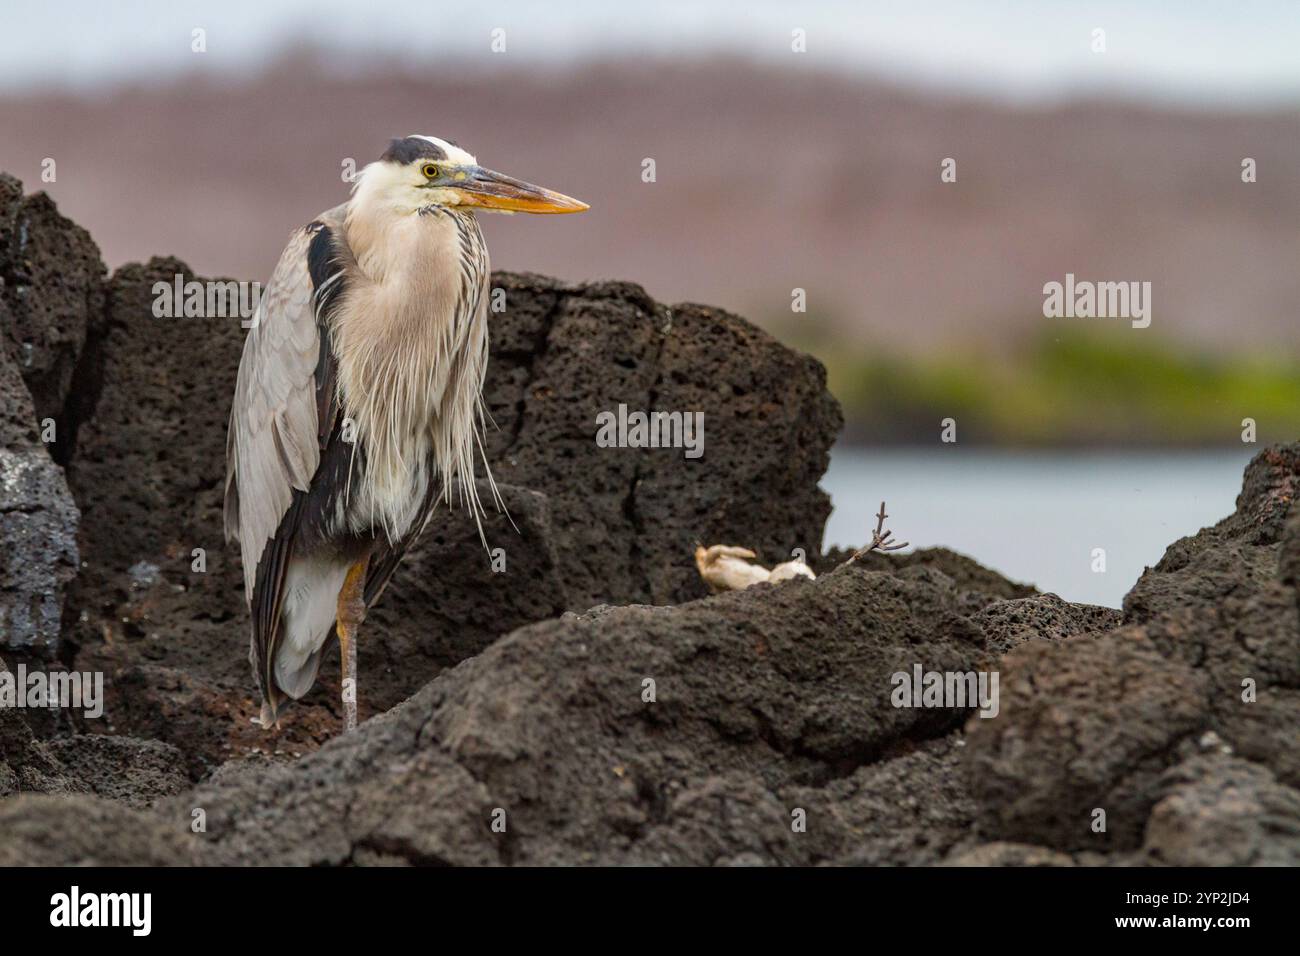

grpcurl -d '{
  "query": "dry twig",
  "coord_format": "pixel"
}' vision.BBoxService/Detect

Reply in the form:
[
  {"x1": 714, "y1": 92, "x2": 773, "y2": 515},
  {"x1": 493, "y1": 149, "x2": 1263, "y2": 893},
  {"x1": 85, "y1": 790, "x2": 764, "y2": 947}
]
[{"x1": 840, "y1": 501, "x2": 909, "y2": 567}]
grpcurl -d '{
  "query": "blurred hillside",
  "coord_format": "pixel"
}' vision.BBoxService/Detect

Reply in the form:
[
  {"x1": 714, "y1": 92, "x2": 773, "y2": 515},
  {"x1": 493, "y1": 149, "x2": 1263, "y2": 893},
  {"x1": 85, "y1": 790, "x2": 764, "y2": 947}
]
[
  {"x1": 777, "y1": 323, "x2": 1300, "y2": 447},
  {"x1": 1, "y1": 54, "x2": 1296, "y2": 445}
]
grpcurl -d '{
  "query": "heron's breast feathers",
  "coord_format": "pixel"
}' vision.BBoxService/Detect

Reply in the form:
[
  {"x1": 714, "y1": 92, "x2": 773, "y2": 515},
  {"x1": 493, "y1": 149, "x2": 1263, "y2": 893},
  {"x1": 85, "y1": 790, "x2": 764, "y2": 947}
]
[{"x1": 329, "y1": 207, "x2": 493, "y2": 543}]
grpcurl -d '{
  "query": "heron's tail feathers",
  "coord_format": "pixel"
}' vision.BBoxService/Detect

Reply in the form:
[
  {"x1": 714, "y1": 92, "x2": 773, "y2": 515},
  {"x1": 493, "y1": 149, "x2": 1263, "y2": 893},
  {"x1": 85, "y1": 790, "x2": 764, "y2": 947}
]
[
  {"x1": 253, "y1": 554, "x2": 351, "y2": 727},
  {"x1": 275, "y1": 644, "x2": 327, "y2": 701}
]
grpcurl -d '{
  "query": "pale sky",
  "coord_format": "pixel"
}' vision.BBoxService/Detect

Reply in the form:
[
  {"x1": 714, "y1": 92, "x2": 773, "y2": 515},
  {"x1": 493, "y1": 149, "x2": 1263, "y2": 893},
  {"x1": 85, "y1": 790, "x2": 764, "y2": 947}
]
[{"x1": 2, "y1": 0, "x2": 1298, "y2": 105}]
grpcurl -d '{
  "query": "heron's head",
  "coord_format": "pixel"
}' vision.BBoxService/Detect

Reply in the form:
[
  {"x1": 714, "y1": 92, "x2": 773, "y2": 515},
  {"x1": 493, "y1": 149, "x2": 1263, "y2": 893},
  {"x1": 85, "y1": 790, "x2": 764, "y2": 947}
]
[{"x1": 356, "y1": 134, "x2": 589, "y2": 216}]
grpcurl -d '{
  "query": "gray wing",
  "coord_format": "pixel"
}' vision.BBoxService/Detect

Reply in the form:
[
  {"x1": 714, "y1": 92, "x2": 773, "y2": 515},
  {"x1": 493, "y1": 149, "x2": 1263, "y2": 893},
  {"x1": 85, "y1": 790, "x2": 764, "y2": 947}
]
[{"x1": 224, "y1": 204, "x2": 348, "y2": 604}]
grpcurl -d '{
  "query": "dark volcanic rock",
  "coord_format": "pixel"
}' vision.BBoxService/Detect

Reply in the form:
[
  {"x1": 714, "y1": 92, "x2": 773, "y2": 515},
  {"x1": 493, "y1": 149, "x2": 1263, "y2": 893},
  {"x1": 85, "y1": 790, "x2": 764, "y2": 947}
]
[
  {"x1": 5, "y1": 432, "x2": 1298, "y2": 865},
  {"x1": 1141, "y1": 751, "x2": 1300, "y2": 866},
  {"x1": 0, "y1": 706, "x2": 85, "y2": 797},
  {"x1": 1124, "y1": 444, "x2": 1300, "y2": 795},
  {"x1": 44, "y1": 734, "x2": 189, "y2": 809},
  {"x1": 850, "y1": 546, "x2": 1035, "y2": 602},
  {"x1": 971, "y1": 593, "x2": 1121, "y2": 656},
  {"x1": 56, "y1": 257, "x2": 255, "y2": 767},
  {"x1": 785, "y1": 734, "x2": 978, "y2": 866},
  {"x1": 962, "y1": 443, "x2": 1300, "y2": 855},
  {"x1": 0, "y1": 174, "x2": 106, "y2": 450},
  {"x1": 0, "y1": 794, "x2": 198, "y2": 866},
  {"x1": 964, "y1": 628, "x2": 1210, "y2": 851},
  {"x1": 1, "y1": 345, "x2": 79, "y2": 655},
  {"x1": 63, "y1": 256, "x2": 245, "y2": 639},
  {"x1": 362, "y1": 481, "x2": 570, "y2": 712},
  {"x1": 1, "y1": 659, "x2": 184, "y2": 805},
  {"x1": 820, "y1": 545, "x2": 1036, "y2": 617},
  {"x1": 476, "y1": 272, "x2": 841, "y2": 608},
  {"x1": 0, "y1": 176, "x2": 90, "y2": 655},
  {"x1": 183, "y1": 564, "x2": 993, "y2": 865}
]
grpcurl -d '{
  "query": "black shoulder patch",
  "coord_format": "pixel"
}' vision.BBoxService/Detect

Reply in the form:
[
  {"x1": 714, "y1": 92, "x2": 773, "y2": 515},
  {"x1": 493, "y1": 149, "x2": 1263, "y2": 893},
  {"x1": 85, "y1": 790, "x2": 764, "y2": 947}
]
[
  {"x1": 306, "y1": 224, "x2": 338, "y2": 291},
  {"x1": 381, "y1": 136, "x2": 447, "y2": 164},
  {"x1": 305, "y1": 225, "x2": 345, "y2": 450}
]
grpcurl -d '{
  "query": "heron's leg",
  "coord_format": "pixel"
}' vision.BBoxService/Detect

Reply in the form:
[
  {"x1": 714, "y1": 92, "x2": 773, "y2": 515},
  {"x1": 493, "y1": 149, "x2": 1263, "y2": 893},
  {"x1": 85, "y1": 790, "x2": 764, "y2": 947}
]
[{"x1": 336, "y1": 557, "x2": 369, "y2": 733}]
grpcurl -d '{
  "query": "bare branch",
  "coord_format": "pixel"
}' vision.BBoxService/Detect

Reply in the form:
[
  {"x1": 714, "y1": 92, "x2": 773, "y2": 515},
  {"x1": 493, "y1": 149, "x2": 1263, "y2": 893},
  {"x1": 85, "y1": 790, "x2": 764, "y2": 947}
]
[{"x1": 840, "y1": 500, "x2": 910, "y2": 568}]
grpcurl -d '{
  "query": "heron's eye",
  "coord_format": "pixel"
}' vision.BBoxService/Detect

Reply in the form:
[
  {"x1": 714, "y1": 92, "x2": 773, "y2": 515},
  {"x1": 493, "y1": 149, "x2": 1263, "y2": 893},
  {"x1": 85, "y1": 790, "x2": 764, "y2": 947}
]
[{"x1": 421, "y1": 163, "x2": 440, "y2": 179}]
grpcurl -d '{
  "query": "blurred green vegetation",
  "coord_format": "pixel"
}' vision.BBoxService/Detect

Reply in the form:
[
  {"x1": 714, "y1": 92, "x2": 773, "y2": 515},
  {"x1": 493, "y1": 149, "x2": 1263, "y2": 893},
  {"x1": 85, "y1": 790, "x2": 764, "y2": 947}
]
[{"x1": 775, "y1": 320, "x2": 1300, "y2": 447}]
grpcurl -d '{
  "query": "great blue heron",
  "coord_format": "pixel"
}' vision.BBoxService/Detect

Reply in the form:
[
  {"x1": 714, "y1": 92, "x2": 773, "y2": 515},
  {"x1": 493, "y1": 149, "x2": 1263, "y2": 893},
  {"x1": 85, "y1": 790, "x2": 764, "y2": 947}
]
[{"x1": 224, "y1": 135, "x2": 587, "y2": 732}]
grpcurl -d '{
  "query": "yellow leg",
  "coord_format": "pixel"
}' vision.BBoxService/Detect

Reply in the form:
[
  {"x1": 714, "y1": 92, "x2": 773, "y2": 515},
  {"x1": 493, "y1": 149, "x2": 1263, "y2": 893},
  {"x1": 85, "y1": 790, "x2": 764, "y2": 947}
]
[{"x1": 337, "y1": 557, "x2": 369, "y2": 733}]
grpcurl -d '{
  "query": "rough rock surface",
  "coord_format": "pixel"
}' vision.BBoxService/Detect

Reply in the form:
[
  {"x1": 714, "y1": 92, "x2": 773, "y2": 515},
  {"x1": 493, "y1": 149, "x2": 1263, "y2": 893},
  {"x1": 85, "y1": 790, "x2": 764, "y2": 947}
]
[
  {"x1": 481, "y1": 273, "x2": 840, "y2": 608},
  {"x1": 971, "y1": 593, "x2": 1122, "y2": 657},
  {"x1": 0, "y1": 175, "x2": 90, "y2": 655},
  {"x1": 2, "y1": 654, "x2": 185, "y2": 806},
  {"x1": 1141, "y1": 752, "x2": 1300, "y2": 866},
  {"x1": 44, "y1": 735, "x2": 189, "y2": 809},
  {"x1": 0, "y1": 173, "x2": 107, "y2": 445},
  {"x1": 0, "y1": 708, "x2": 84, "y2": 798},
  {"x1": 821, "y1": 545, "x2": 1038, "y2": 618},
  {"x1": 0, "y1": 794, "x2": 198, "y2": 866},
  {"x1": 965, "y1": 443, "x2": 1300, "y2": 854},
  {"x1": 964, "y1": 627, "x2": 1210, "y2": 850},
  {"x1": 1, "y1": 179, "x2": 1297, "y2": 867},
  {"x1": 1, "y1": 352, "x2": 80, "y2": 655},
  {"x1": 184, "y1": 564, "x2": 997, "y2": 866}
]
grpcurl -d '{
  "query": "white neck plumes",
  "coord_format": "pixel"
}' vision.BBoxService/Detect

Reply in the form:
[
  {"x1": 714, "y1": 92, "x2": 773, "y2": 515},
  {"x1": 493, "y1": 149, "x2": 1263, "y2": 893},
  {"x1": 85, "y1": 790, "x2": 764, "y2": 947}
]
[{"x1": 332, "y1": 163, "x2": 496, "y2": 545}]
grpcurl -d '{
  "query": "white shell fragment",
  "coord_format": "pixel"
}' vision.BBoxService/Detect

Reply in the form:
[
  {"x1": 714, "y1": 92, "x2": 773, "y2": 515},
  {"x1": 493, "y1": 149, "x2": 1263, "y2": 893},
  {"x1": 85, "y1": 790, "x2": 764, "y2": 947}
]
[{"x1": 694, "y1": 545, "x2": 816, "y2": 592}]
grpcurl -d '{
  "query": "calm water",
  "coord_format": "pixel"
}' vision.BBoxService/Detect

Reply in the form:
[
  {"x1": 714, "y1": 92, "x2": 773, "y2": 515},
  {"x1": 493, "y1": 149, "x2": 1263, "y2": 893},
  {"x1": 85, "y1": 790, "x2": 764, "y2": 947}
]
[{"x1": 822, "y1": 447, "x2": 1256, "y2": 608}]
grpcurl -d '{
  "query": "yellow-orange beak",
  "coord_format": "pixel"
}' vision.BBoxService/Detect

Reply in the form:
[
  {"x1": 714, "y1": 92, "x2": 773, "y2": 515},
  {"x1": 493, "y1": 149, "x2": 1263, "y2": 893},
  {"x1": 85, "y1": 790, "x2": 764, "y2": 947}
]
[{"x1": 453, "y1": 166, "x2": 589, "y2": 214}]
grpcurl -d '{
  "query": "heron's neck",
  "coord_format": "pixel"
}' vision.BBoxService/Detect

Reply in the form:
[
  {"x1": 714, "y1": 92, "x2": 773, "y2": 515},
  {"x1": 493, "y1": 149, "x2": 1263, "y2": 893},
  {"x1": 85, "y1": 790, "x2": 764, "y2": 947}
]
[
  {"x1": 344, "y1": 199, "x2": 478, "y2": 286},
  {"x1": 343, "y1": 202, "x2": 412, "y2": 283}
]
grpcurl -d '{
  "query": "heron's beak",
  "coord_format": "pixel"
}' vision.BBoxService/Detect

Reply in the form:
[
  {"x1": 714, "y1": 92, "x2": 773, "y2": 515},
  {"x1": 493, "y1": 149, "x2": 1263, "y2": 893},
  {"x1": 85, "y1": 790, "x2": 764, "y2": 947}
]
[{"x1": 453, "y1": 166, "x2": 589, "y2": 214}]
